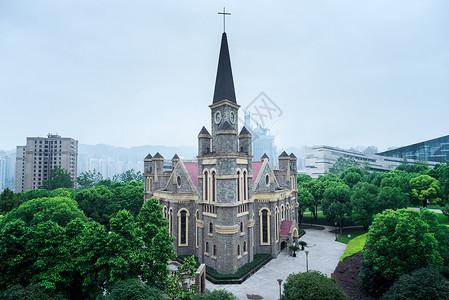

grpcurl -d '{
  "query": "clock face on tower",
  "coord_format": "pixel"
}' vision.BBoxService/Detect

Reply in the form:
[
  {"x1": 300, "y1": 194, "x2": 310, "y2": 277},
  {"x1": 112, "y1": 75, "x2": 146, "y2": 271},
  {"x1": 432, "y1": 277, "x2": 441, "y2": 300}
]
[
  {"x1": 214, "y1": 111, "x2": 222, "y2": 124},
  {"x1": 230, "y1": 111, "x2": 235, "y2": 124}
]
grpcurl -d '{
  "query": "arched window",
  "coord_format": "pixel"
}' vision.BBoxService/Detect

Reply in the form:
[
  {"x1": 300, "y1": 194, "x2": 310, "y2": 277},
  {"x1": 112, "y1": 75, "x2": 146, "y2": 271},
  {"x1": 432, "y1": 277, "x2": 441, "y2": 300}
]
[
  {"x1": 195, "y1": 210, "x2": 199, "y2": 248},
  {"x1": 240, "y1": 222, "x2": 244, "y2": 233},
  {"x1": 169, "y1": 208, "x2": 173, "y2": 235},
  {"x1": 203, "y1": 170, "x2": 208, "y2": 202},
  {"x1": 281, "y1": 205, "x2": 285, "y2": 221},
  {"x1": 213, "y1": 245, "x2": 217, "y2": 256},
  {"x1": 259, "y1": 208, "x2": 271, "y2": 245},
  {"x1": 275, "y1": 206, "x2": 279, "y2": 242},
  {"x1": 177, "y1": 209, "x2": 189, "y2": 246},
  {"x1": 243, "y1": 170, "x2": 247, "y2": 201},
  {"x1": 205, "y1": 242, "x2": 209, "y2": 253},
  {"x1": 243, "y1": 241, "x2": 247, "y2": 253},
  {"x1": 286, "y1": 203, "x2": 290, "y2": 221},
  {"x1": 163, "y1": 206, "x2": 167, "y2": 219},
  {"x1": 237, "y1": 244, "x2": 241, "y2": 256},
  {"x1": 237, "y1": 170, "x2": 241, "y2": 202},
  {"x1": 212, "y1": 170, "x2": 216, "y2": 202},
  {"x1": 209, "y1": 222, "x2": 213, "y2": 234}
]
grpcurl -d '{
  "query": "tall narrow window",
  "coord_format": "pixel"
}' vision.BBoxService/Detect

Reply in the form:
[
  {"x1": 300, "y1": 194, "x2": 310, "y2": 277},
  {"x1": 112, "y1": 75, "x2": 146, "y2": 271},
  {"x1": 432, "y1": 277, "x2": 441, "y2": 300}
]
[
  {"x1": 180, "y1": 211, "x2": 187, "y2": 245},
  {"x1": 204, "y1": 170, "x2": 208, "y2": 201},
  {"x1": 213, "y1": 245, "x2": 217, "y2": 256},
  {"x1": 178, "y1": 209, "x2": 189, "y2": 246},
  {"x1": 262, "y1": 210, "x2": 268, "y2": 244},
  {"x1": 169, "y1": 208, "x2": 173, "y2": 235},
  {"x1": 243, "y1": 170, "x2": 247, "y2": 201},
  {"x1": 275, "y1": 207, "x2": 279, "y2": 242},
  {"x1": 206, "y1": 242, "x2": 209, "y2": 253},
  {"x1": 237, "y1": 245, "x2": 241, "y2": 256},
  {"x1": 243, "y1": 241, "x2": 247, "y2": 253},
  {"x1": 195, "y1": 210, "x2": 199, "y2": 248},
  {"x1": 237, "y1": 170, "x2": 241, "y2": 202},
  {"x1": 212, "y1": 171, "x2": 216, "y2": 202},
  {"x1": 209, "y1": 222, "x2": 213, "y2": 234}
]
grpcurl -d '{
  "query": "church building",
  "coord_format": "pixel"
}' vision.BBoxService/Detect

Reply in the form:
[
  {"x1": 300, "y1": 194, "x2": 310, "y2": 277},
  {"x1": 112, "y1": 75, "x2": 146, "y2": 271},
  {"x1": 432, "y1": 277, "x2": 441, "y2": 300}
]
[{"x1": 143, "y1": 31, "x2": 299, "y2": 274}]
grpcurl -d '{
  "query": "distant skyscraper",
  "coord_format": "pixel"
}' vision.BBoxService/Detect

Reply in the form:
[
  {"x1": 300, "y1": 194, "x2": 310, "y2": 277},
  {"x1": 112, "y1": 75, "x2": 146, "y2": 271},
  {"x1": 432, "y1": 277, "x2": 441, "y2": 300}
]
[
  {"x1": 0, "y1": 154, "x2": 6, "y2": 192},
  {"x1": 244, "y1": 112, "x2": 278, "y2": 169},
  {"x1": 15, "y1": 134, "x2": 78, "y2": 192}
]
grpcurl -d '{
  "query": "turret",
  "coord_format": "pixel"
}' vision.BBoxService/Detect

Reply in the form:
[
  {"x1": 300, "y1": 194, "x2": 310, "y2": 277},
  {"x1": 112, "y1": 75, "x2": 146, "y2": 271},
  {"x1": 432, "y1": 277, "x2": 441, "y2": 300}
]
[
  {"x1": 198, "y1": 127, "x2": 212, "y2": 156},
  {"x1": 153, "y1": 152, "x2": 165, "y2": 175},
  {"x1": 261, "y1": 153, "x2": 269, "y2": 162},
  {"x1": 289, "y1": 153, "x2": 297, "y2": 172},
  {"x1": 144, "y1": 153, "x2": 152, "y2": 174},
  {"x1": 278, "y1": 151, "x2": 290, "y2": 172},
  {"x1": 238, "y1": 126, "x2": 252, "y2": 156}
]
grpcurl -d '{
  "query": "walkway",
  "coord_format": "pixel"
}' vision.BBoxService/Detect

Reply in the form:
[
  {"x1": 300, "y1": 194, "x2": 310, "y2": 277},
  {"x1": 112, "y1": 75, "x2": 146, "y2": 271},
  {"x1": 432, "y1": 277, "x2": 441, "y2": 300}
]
[{"x1": 206, "y1": 228, "x2": 347, "y2": 300}]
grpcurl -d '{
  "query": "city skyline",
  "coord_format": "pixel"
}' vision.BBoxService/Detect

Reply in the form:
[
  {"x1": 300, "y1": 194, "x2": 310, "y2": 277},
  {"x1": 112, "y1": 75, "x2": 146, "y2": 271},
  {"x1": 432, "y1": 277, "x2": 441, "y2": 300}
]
[{"x1": 1, "y1": 1, "x2": 448, "y2": 152}]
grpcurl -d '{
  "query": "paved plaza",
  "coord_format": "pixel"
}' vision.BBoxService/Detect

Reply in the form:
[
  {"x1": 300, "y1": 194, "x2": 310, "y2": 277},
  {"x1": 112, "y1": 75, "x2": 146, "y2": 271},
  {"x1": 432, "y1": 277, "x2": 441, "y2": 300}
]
[{"x1": 206, "y1": 228, "x2": 347, "y2": 300}]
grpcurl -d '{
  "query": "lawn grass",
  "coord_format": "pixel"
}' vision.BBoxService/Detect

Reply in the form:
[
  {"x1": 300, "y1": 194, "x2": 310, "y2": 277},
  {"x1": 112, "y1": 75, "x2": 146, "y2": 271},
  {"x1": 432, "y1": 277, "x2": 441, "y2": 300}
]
[
  {"x1": 334, "y1": 228, "x2": 366, "y2": 244},
  {"x1": 436, "y1": 212, "x2": 449, "y2": 225},
  {"x1": 340, "y1": 233, "x2": 367, "y2": 262}
]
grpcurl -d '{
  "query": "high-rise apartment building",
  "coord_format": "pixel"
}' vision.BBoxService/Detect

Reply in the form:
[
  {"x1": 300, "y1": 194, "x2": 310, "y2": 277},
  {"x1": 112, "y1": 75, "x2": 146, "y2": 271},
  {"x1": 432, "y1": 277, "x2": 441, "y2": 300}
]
[{"x1": 15, "y1": 134, "x2": 78, "y2": 192}]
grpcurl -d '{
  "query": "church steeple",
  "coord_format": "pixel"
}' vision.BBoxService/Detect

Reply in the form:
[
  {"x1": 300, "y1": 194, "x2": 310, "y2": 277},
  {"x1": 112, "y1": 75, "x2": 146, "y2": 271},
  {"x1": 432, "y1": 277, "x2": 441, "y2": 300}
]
[{"x1": 212, "y1": 32, "x2": 236, "y2": 104}]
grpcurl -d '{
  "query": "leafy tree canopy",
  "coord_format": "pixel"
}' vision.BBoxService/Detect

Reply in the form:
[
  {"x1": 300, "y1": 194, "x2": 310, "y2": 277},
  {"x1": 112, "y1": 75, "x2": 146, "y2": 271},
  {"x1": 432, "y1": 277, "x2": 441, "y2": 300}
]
[
  {"x1": 112, "y1": 169, "x2": 143, "y2": 183},
  {"x1": 192, "y1": 289, "x2": 238, "y2": 300},
  {"x1": 322, "y1": 182, "x2": 351, "y2": 234},
  {"x1": 350, "y1": 182, "x2": 378, "y2": 231},
  {"x1": 100, "y1": 278, "x2": 164, "y2": 300},
  {"x1": 376, "y1": 186, "x2": 408, "y2": 212},
  {"x1": 282, "y1": 270, "x2": 349, "y2": 300},
  {"x1": 410, "y1": 174, "x2": 442, "y2": 207},
  {"x1": 364, "y1": 209, "x2": 443, "y2": 282},
  {"x1": 76, "y1": 169, "x2": 103, "y2": 189},
  {"x1": 41, "y1": 166, "x2": 74, "y2": 190},
  {"x1": 329, "y1": 157, "x2": 360, "y2": 176}
]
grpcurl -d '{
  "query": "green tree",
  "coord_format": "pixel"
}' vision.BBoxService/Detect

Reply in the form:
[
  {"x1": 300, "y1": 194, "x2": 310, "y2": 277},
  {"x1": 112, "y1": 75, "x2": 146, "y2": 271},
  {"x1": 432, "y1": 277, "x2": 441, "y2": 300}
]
[
  {"x1": 76, "y1": 169, "x2": 103, "y2": 189},
  {"x1": 101, "y1": 278, "x2": 164, "y2": 300},
  {"x1": 166, "y1": 256, "x2": 198, "y2": 300},
  {"x1": 322, "y1": 182, "x2": 351, "y2": 234},
  {"x1": 297, "y1": 187, "x2": 314, "y2": 226},
  {"x1": 192, "y1": 289, "x2": 238, "y2": 300},
  {"x1": 350, "y1": 182, "x2": 378, "y2": 231},
  {"x1": 340, "y1": 167, "x2": 365, "y2": 188},
  {"x1": 112, "y1": 169, "x2": 143, "y2": 183},
  {"x1": 427, "y1": 163, "x2": 449, "y2": 203},
  {"x1": 74, "y1": 185, "x2": 114, "y2": 226},
  {"x1": 410, "y1": 174, "x2": 441, "y2": 207},
  {"x1": 137, "y1": 199, "x2": 176, "y2": 288},
  {"x1": 282, "y1": 271, "x2": 349, "y2": 300},
  {"x1": 0, "y1": 188, "x2": 21, "y2": 214},
  {"x1": 329, "y1": 157, "x2": 359, "y2": 176},
  {"x1": 363, "y1": 209, "x2": 443, "y2": 282},
  {"x1": 376, "y1": 186, "x2": 408, "y2": 212},
  {"x1": 381, "y1": 268, "x2": 449, "y2": 300},
  {"x1": 41, "y1": 166, "x2": 74, "y2": 190}
]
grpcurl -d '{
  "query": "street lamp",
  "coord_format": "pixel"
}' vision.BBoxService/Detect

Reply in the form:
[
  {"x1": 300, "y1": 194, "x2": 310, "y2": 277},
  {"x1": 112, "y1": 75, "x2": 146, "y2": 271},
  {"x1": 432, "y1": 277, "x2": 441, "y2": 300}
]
[
  {"x1": 305, "y1": 250, "x2": 309, "y2": 272},
  {"x1": 277, "y1": 278, "x2": 283, "y2": 300}
]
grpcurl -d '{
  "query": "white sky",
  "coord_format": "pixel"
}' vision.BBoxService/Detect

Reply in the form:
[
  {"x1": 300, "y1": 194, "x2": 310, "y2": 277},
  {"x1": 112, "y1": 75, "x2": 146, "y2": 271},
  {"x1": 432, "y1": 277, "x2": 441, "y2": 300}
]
[{"x1": 1, "y1": 1, "x2": 448, "y2": 152}]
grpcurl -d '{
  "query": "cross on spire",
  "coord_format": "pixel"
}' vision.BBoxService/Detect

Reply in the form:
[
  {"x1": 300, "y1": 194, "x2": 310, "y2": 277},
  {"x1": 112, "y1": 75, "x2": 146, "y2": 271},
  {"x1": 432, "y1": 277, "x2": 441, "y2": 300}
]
[{"x1": 218, "y1": 7, "x2": 231, "y2": 32}]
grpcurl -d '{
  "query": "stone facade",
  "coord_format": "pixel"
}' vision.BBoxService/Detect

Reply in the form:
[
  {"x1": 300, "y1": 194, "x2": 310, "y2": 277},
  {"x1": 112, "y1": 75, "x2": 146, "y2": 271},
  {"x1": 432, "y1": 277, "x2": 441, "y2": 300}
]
[{"x1": 143, "y1": 32, "x2": 299, "y2": 274}]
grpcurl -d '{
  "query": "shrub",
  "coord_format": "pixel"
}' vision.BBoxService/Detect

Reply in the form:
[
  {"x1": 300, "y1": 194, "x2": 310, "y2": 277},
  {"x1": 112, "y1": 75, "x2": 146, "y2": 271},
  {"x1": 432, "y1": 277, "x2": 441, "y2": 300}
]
[
  {"x1": 382, "y1": 268, "x2": 449, "y2": 299},
  {"x1": 100, "y1": 278, "x2": 164, "y2": 300},
  {"x1": 192, "y1": 289, "x2": 238, "y2": 300},
  {"x1": 206, "y1": 254, "x2": 271, "y2": 280},
  {"x1": 282, "y1": 270, "x2": 349, "y2": 300}
]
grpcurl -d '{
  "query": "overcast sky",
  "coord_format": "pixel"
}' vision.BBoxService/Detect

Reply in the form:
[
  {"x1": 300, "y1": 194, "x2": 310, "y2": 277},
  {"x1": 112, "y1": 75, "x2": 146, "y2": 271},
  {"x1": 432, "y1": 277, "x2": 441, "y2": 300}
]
[{"x1": 1, "y1": 1, "x2": 448, "y2": 153}]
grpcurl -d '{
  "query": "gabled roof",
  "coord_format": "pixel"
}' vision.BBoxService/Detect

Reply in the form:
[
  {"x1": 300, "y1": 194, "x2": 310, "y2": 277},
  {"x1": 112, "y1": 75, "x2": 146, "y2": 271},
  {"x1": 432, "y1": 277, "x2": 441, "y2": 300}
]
[
  {"x1": 279, "y1": 151, "x2": 289, "y2": 158},
  {"x1": 144, "y1": 153, "x2": 152, "y2": 160},
  {"x1": 289, "y1": 153, "x2": 297, "y2": 159},
  {"x1": 251, "y1": 161, "x2": 263, "y2": 185},
  {"x1": 184, "y1": 162, "x2": 198, "y2": 189},
  {"x1": 212, "y1": 33, "x2": 236, "y2": 104},
  {"x1": 153, "y1": 152, "x2": 164, "y2": 159},
  {"x1": 172, "y1": 154, "x2": 180, "y2": 160},
  {"x1": 261, "y1": 153, "x2": 269, "y2": 160},
  {"x1": 280, "y1": 220, "x2": 293, "y2": 236}
]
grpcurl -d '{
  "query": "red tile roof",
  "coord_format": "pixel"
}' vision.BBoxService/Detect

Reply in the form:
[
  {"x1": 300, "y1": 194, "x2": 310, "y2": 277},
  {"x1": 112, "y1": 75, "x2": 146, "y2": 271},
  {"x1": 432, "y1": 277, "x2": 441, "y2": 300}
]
[
  {"x1": 251, "y1": 161, "x2": 263, "y2": 184},
  {"x1": 184, "y1": 162, "x2": 198, "y2": 189},
  {"x1": 280, "y1": 220, "x2": 292, "y2": 236}
]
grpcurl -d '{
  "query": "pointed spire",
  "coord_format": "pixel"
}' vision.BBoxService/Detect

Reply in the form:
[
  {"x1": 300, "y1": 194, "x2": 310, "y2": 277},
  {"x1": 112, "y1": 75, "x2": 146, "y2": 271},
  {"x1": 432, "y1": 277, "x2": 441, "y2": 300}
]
[
  {"x1": 279, "y1": 151, "x2": 289, "y2": 158},
  {"x1": 238, "y1": 126, "x2": 251, "y2": 137},
  {"x1": 198, "y1": 126, "x2": 212, "y2": 138},
  {"x1": 144, "y1": 153, "x2": 152, "y2": 160},
  {"x1": 213, "y1": 33, "x2": 236, "y2": 104},
  {"x1": 261, "y1": 153, "x2": 269, "y2": 161}
]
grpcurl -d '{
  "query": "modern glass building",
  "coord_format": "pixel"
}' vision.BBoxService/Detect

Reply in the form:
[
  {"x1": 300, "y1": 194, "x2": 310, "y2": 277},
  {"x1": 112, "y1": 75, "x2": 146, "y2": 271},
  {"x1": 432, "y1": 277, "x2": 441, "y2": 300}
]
[{"x1": 377, "y1": 135, "x2": 449, "y2": 163}]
